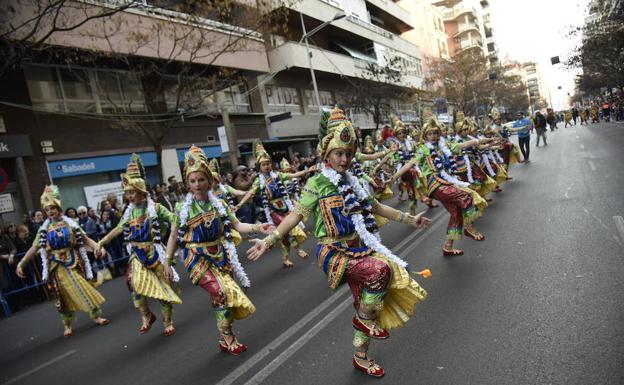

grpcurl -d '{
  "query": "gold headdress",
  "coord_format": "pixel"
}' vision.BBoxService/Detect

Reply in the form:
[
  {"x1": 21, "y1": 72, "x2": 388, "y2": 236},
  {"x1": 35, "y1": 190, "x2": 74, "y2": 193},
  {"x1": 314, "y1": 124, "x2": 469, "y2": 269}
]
[
  {"x1": 318, "y1": 106, "x2": 357, "y2": 159},
  {"x1": 392, "y1": 115, "x2": 407, "y2": 135},
  {"x1": 40, "y1": 184, "x2": 62, "y2": 209},
  {"x1": 208, "y1": 158, "x2": 221, "y2": 180},
  {"x1": 253, "y1": 141, "x2": 271, "y2": 165},
  {"x1": 279, "y1": 158, "x2": 293, "y2": 172},
  {"x1": 420, "y1": 117, "x2": 443, "y2": 143},
  {"x1": 455, "y1": 111, "x2": 468, "y2": 133},
  {"x1": 183, "y1": 145, "x2": 212, "y2": 182},
  {"x1": 121, "y1": 153, "x2": 148, "y2": 193},
  {"x1": 363, "y1": 135, "x2": 374, "y2": 154},
  {"x1": 491, "y1": 107, "x2": 501, "y2": 123}
]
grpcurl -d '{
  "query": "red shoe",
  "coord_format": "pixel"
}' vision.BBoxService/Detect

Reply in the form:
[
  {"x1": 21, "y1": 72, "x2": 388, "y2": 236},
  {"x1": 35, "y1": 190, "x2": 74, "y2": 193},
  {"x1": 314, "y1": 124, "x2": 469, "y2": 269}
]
[
  {"x1": 506, "y1": 177, "x2": 513, "y2": 181},
  {"x1": 352, "y1": 316, "x2": 389, "y2": 340},
  {"x1": 353, "y1": 357, "x2": 385, "y2": 377},
  {"x1": 464, "y1": 229, "x2": 485, "y2": 241},
  {"x1": 219, "y1": 339, "x2": 247, "y2": 356},
  {"x1": 63, "y1": 329, "x2": 73, "y2": 338},
  {"x1": 94, "y1": 317, "x2": 110, "y2": 326},
  {"x1": 139, "y1": 313, "x2": 157, "y2": 334},
  {"x1": 443, "y1": 248, "x2": 464, "y2": 256},
  {"x1": 494, "y1": 187, "x2": 503, "y2": 193}
]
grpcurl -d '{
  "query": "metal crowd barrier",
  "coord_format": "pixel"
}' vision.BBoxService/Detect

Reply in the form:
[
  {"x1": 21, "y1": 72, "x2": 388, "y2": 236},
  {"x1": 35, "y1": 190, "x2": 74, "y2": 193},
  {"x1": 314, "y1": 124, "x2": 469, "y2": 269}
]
[{"x1": 0, "y1": 251, "x2": 129, "y2": 317}]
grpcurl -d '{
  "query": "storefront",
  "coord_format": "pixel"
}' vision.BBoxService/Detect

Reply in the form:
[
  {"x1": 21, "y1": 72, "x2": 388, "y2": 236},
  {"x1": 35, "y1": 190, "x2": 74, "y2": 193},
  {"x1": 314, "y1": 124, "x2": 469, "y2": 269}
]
[
  {"x1": 48, "y1": 145, "x2": 222, "y2": 210},
  {"x1": 0, "y1": 134, "x2": 33, "y2": 225}
]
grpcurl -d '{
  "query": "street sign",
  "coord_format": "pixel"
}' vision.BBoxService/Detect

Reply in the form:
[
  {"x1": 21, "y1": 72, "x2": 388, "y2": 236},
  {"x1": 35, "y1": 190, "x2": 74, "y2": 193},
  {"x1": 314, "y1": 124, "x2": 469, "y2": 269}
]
[
  {"x1": 217, "y1": 126, "x2": 230, "y2": 153},
  {"x1": 0, "y1": 193, "x2": 14, "y2": 213},
  {"x1": 0, "y1": 166, "x2": 8, "y2": 192}
]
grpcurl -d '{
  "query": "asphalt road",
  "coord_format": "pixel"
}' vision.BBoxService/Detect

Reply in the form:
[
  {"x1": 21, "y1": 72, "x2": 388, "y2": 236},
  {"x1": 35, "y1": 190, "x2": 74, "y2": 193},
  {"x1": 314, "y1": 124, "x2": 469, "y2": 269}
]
[{"x1": 2, "y1": 121, "x2": 624, "y2": 385}]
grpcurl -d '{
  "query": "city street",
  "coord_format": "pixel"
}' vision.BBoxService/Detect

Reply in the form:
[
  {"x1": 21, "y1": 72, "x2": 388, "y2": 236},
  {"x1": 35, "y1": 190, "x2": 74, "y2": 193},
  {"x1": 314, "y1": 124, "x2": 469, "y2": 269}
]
[{"x1": 1, "y1": 121, "x2": 624, "y2": 385}]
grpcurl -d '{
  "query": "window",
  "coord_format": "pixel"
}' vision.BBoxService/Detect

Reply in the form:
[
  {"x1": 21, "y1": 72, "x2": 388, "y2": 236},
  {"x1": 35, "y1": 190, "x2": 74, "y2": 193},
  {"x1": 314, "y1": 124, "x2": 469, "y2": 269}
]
[
  {"x1": 265, "y1": 86, "x2": 301, "y2": 115},
  {"x1": 487, "y1": 43, "x2": 495, "y2": 52},
  {"x1": 25, "y1": 64, "x2": 146, "y2": 114}
]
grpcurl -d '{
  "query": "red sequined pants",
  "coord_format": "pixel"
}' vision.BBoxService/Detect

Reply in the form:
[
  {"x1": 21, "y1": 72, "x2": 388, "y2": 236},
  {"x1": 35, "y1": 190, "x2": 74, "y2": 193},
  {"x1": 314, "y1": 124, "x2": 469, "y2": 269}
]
[
  {"x1": 198, "y1": 270, "x2": 227, "y2": 308},
  {"x1": 344, "y1": 255, "x2": 391, "y2": 311},
  {"x1": 431, "y1": 185, "x2": 473, "y2": 236}
]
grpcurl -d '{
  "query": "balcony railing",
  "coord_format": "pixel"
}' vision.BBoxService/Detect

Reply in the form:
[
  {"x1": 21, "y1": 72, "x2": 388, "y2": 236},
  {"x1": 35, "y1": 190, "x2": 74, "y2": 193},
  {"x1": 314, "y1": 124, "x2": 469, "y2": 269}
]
[
  {"x1": 346, "y1": 14, "x2": 394, "y2": 40},
  {"x1": 444, "y1": 4, "x2": 478, "y2": 20},
  {"x1": 454, "y1": 22, "x2": 481, "y2": 37},
  {"x1": 90, "y1": 0, "x2": 263, "y2": 41}
]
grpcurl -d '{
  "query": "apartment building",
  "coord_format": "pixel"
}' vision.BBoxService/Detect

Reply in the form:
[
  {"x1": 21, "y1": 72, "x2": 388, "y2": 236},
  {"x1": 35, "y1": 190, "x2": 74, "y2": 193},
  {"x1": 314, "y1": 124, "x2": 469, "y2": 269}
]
[
  {"x1": 0, "y1": 0, "x2": 272, "y2": 213},
  {"x1": 523, "y1": 61, "x2": 551, "y2": 112},
  {"x1": 431, "y1": 0, "x2": 502, "y2": 64},
  {"x1": 399, "y1": 0, "x2": 450, "y2": 62},
  {"x1": 261, "y1": 0, "x2": 425, "y2": 154}
]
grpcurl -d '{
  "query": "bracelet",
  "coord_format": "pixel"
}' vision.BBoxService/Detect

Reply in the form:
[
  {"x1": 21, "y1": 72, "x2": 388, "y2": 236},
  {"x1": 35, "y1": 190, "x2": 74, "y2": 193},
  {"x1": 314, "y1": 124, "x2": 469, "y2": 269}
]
[
  {"x1": 252, "y1": 223, "x2": 261, "y2": 233},
  {"x1": 263, "y1": 229, "x2": 282, "y2": 249},
  {"x1": 395, "y1": 211, "x2": 404, "y2": 223}
]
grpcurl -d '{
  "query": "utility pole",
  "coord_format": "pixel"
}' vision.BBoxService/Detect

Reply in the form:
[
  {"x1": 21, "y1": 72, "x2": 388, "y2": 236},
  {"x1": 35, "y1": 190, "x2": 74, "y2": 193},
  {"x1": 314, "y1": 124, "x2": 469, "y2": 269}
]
[{"x1": 221, "y1": 107, "x2": 239, "y2": 169}]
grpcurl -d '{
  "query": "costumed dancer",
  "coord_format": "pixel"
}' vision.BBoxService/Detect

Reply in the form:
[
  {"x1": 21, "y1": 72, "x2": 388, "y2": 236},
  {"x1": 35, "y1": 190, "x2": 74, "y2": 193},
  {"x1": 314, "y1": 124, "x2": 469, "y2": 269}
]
[
  {"x1": 279, "y1": 158, "x2": 303, "y2": 202},
  {"x1": 564, "y1": 110, "x2": 573, "y2": 127},
  {"x1": 580, "y1": 108, "x2": 588, "y2": 125},
  {"x1": 235, "y1": 142, "x2": 315, "y2": 267},
  {"x1": 454, "y1": 113, "x2": 497, "y2": 199},
  {"x1": 361, "y1": 135, "x2": 393, "y2": 202},
  {"x1": 478, "y1": 124, "x2": 508, "y2": 191},
  {"x1": 98, "y1": 154, "x2": 181, "y2": 336},
  {"x1": 166, "y1": 146, "x2": 274, "y2": 355},
  {"x1": 395, "y1": 118, "x2": 492, "y2": 256},
  {"x1": 390, "y1": 115, "x2": 435, "y2": 213},
  {"x1": 247, "y1": 106, "x2": 431, "y2": 377},
  {"x1": 16, "y1": 185, "x2": 109, "y2": 337},
  {"x1": 489, "y1": 108, "x2": 521, "y2": 173}
]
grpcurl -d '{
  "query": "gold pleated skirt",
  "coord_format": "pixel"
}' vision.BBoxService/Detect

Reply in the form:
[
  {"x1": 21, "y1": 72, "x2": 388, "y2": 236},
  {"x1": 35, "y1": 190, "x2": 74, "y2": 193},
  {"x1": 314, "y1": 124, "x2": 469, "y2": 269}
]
[
  {"x1": 289, "y1": 224, "x2": 308, "y2": 245},
  {"x1": 476, "y1": 175, "x2": 498, "y2": 198},
  {"x1": 130, "y1": 258, "x2": 182, "y2": 304},
  {"x1": 373, "y1": 255, "x2": 427, "y2": 330},
  {"x1": 54, "y1": 266, "x2": 105, "y2": 313},
  {"x1": 211, "y1": 267, "x2": 256, "y2": 320},
  {"x1": 495, "y1": 164, "x2": 508, "y2": 184}
]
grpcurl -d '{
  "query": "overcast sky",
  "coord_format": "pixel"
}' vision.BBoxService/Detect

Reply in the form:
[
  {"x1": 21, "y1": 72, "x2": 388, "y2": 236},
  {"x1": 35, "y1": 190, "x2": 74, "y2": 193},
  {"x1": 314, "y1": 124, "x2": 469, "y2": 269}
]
[{"x1": 490, "y1": 0, "x2": 591, "y2": 109}]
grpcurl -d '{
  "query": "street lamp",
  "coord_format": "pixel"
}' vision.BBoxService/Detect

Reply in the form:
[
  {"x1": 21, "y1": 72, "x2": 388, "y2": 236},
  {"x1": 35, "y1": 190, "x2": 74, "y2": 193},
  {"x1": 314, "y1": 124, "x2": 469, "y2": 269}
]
[{"x1": 300, "y1": 12, "x2": 346, "y2": 113}]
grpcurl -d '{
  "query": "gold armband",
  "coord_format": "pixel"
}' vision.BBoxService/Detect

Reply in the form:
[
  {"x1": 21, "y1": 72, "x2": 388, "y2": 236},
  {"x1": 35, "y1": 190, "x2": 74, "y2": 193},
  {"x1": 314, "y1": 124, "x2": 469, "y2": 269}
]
[
  {"x1": 252, "y1": 223, "x2": 261, "y2": 233},
  {"x1": 263, "y1": 229, "x2": 282, "y2": 249},
  {"x1": 394, "y1": 211, "x2": 410, "y2": 224}
]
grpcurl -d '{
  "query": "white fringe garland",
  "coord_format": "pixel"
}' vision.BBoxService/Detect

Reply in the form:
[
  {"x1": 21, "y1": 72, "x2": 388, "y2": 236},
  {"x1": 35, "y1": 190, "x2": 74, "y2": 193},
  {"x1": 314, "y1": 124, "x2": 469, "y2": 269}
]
[
  {"x1": 425, "y1": 142, "x2": 470, "y2": 188},
  {"x1": 321, "y1": 167, "x2": 408, "y2": 268},
  {"x1": 122, "y1": 198, "x2": 179, "y2": 282},
  {"x1": 258, "y1": 173, "x2": 274, "y2": 226},
  {"x1": 207, "y1": 191, "x2": 251, "y2": 288},
  {"x1": 179, "y1": 192, "x2": 250, "y2": 287},
  {"x1": 481, "y1": 153, "x2": 496, "y2": 177},
  {"x1": 38, "y1": 219, "x2": 50, "y2": 281}
]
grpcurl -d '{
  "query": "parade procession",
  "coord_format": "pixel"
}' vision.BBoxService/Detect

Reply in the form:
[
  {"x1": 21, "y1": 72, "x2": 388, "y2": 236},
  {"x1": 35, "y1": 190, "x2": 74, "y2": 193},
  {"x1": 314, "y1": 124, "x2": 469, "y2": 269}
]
[{"x1": 1, "y1": 0, "x2": 623, "y2": 384}]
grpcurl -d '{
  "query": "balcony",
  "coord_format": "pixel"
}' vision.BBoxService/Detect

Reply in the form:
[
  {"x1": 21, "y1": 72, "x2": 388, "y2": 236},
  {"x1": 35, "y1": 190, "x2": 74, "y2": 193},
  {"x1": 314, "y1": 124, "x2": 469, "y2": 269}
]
[
  {"x1": 365, "y1": 0, "x2": 415, "y2": 33},
  {"x1": 11, "y1": 0, "x2": 269, "y2": 72},
  {"x1": 453, "y1": 21, "x2": 481, "y2": 38},
  {"x1": 267, "y1": 41, "x2": 422, "y2": 89},
  {"x1": 456, "y1": 39, "x2": 482, "y2": 54},
  {"x1": 444, "y1": 5, "x2": 478, "y2": 21},
  {"x1": 346, "y1": 14, "x2": 394, "y2": 40}
]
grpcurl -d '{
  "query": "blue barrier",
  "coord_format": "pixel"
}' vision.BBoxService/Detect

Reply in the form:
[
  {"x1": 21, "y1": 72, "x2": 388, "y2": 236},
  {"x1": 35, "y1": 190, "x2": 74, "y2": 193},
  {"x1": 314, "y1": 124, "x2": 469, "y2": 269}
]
[{"x1": 0, "y1": 251, "x2": 129, "y2": 317}]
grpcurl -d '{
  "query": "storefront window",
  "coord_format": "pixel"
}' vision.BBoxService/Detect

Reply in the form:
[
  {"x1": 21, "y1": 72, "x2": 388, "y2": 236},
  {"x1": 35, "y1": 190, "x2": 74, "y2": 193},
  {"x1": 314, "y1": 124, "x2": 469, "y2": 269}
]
[{"x1": 265, "y1": 86, "x2": 301, "y2": 115}]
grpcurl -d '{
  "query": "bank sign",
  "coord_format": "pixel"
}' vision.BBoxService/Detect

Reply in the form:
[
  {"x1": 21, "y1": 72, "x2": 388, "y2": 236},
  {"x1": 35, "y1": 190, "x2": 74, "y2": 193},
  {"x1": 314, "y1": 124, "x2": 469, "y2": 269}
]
[
  {"x1": 48, "y1": 152, "x2": 158, "y2": 178},
  {"x1": 0, "y1": 135, "x2": 33, "y2": 159}
]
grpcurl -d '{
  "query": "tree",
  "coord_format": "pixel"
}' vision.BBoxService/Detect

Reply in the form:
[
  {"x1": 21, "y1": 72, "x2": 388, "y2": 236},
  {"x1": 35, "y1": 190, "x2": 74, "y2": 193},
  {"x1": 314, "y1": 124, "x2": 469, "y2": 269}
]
[
  {"x1": 567, "y1": 0, "x2": 624, "y2": 94},
  {"x1": 0, "y1": 0, "x2": 141, "y2": 75},
  {"x1": 1, "y1": 0, "x2": 291, "y2": 178},
  {"x1": 425, "y1": 50, "x2": 492, "y2": 116},
  {"x1": 345, "y1": 55, "x2": 416, "y2": 130}
]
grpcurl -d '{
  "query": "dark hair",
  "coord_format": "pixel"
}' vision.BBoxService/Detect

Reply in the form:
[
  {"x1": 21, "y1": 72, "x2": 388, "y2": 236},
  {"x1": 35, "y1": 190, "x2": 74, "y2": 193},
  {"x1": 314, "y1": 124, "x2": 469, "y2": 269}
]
[
  {"x1": 65, "y1": 207, "x2": 77, "y2": 215},
  {"x1": 167, "y1": 176, "x2": 176, "y2": 183}
]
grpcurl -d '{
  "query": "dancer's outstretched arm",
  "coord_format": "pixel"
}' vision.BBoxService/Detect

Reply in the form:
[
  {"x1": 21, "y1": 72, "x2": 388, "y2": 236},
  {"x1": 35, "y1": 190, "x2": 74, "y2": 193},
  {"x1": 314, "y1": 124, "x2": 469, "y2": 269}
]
[{"x1": 246, "y1": 212, "x2": 303, "y2": 261}]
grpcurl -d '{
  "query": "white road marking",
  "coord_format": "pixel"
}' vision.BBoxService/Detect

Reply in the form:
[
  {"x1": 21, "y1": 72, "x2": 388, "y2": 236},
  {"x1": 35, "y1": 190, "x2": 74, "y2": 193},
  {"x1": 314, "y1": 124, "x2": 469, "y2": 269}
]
[
  {"x1": 588, "y1": 161, "x2": 597, "y2": 171},
  {"x1": 2, "y1": 350, "x2": 77, "y2": 385},
  {"x1": 576, "y1": 135, "x2": 580, "y2": 139},
  {"x1": 580, "y1": 144, "x2": 585, "y2": 149},
  {"x1": 613, "y1": 216, "x2": 624, "y2": 246},
  {"x1": 215, "y1": 211, "x2": 444, "y2": 385}
]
